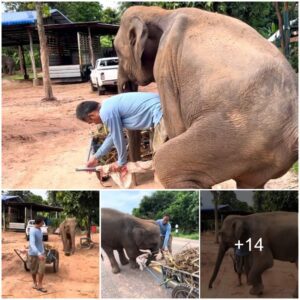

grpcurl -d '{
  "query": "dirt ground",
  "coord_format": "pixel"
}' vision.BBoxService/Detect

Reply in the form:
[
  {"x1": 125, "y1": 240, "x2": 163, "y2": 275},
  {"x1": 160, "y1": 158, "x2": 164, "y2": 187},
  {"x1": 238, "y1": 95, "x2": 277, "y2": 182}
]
[
  {"x1": 2, "y1": 231, "x2": 99, "y2": 298},
  {"x1": 2, "y1": 79, "x2": 297, "y2": 189},
  {"x1": 201, "y1": 233, "x2": 297, "y2": 298}
]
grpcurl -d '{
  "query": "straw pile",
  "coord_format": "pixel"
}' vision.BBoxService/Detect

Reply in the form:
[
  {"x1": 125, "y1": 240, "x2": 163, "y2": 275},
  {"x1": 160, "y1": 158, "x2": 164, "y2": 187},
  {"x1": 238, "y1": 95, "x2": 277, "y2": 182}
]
[
  {"x1": 165, "y1": 247, "x2": 199, "y2": 274},
  {"x1": 91, "y1": 126, "x2": 152, "y2": 163}
]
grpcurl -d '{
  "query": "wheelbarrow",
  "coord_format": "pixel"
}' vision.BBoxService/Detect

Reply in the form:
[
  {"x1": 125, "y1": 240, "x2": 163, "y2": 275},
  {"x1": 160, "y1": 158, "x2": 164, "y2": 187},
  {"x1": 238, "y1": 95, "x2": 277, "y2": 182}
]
[
  {"x1": 160, "y1": 265, "x2": 199, "y2": 298},
  {"x1": 14, "y1": 246, "x2": 59, "y2": 273}
]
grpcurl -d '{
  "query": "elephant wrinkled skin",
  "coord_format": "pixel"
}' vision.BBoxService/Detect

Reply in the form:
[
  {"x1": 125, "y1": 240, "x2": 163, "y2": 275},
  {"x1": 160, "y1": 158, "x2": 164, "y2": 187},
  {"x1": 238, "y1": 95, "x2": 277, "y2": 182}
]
[
  {"x1": 59, "y1": 218, "x2": 77, "y2": 256},
  {"x1": 2, "y1": 55, "x2": 15, "y2": 75},
  {"x1": 101, "y1": 208, "x2": 160, "y2": 274},
  {"x1": 114, "y1": 6, "x2": 298, "y2": 189},
  {"x1": 209, "y1": 212, "x2": 298, "y2": 297}
]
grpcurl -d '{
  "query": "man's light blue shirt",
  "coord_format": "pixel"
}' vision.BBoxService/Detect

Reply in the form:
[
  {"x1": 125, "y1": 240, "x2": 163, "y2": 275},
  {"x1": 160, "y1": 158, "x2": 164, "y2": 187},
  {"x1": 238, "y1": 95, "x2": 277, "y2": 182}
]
[
  {"x1": 94, "y1": 92, "x2": 162, "y2": 166},
  {"x1": 156, "y1": 219, "x2": 172, "y2": 249},
  {"x1": 29, "y1": 227, "x2": 44, "y2": 256}
]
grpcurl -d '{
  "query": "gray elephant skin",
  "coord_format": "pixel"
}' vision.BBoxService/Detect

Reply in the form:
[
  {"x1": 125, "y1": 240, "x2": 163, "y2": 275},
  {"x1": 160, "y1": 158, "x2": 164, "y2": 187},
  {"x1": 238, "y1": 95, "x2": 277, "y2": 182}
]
[
  {"x1": 2, "y1": 55, "x2": 15, "y2": 75},
  {"x1": 209, "y1": 212, "x2": 298, "y2": 297},
  {"x1": 114, "y1": 6, "x2": 298, "y2": 189},
  {"x1": 101, "y1": 208, "x2": 160, "y2": 273},
  {"x1": 59, "y1": 218, "x2": 77, "y2": 256}
]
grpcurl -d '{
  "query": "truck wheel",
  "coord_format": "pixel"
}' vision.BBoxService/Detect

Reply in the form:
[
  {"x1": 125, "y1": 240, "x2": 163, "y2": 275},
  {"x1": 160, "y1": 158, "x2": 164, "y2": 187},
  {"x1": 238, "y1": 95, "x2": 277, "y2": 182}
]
[
  {"x1": 90, "y1": 80, "x2": 97, "y2": 92},
  {"x1": 171, "y1": 284, "x2": 199, "y2": 298}
]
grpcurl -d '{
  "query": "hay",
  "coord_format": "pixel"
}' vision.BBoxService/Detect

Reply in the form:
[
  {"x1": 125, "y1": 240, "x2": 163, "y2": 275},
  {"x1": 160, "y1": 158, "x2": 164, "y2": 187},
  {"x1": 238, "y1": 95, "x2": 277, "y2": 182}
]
[{"x1": 164, "y1": 246, "x2": 199, "y2": 275}]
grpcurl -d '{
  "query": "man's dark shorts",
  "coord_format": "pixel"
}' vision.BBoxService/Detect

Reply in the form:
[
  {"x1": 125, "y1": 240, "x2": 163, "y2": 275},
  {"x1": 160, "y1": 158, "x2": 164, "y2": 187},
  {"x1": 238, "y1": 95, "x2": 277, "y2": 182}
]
[{"x1": 29, "y1": 255, "x2": 45, "y2": 275}]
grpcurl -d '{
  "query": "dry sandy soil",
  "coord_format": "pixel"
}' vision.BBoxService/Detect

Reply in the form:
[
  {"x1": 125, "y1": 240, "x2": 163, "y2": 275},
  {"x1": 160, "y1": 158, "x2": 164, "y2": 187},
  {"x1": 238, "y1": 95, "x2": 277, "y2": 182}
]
[
  {"x1": 2, "y1": 79, "x2": 297, "y2": 189},
  {"x1": 201, "y1": 233, "x2": 297, "y2": 298},
  {"x1": 2, "y1": 231, "x2": 99, "y2": 298}
]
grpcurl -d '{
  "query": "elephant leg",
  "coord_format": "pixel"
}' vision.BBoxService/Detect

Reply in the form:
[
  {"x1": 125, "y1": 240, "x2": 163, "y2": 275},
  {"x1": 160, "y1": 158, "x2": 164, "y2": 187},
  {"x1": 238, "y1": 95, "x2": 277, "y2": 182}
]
[
  {"x1": 102, "y1": 246, "x2": 121, "y2": 274},
  {"x1": 247, "y1": 250, "x2": 273, "y2": 295},
  {"x1": 123, "y1": 247, "x2": 139, "y2": 269},
  {"x1": 117, "y1": 248, "x2": 129, "y2": 265},
  {"x1": 153, "y1": 124, "x2": 218, "y2": 188}
]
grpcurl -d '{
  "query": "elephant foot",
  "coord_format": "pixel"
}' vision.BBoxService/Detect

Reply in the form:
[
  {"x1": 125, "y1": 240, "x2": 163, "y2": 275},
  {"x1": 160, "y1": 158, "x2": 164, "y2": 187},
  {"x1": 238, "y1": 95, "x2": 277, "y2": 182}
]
[
  {"x1": 120, "y1": 257, "x2": 129, "y2": 265},
  {"x1": 112, "y1": 265, "x2": 121, "y2": 274},
  {"x1": 129, "y1": 260, "x2": 139, "y2": 269},
  {"x1": 249, "y1": 284, "x2": 264, "y2": 295}
]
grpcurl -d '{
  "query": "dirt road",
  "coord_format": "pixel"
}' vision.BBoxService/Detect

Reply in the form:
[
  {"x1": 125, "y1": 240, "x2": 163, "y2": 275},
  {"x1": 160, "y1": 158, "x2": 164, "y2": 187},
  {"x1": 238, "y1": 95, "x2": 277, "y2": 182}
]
[
  {"x1": 2, "y1": 231, "x2": 99, "y2": 298},
  {"x1": 2, "y1": 79, "x2": 297, "y2": 189},
  {"x1": 201, "y1": 233, "x2": 297, "y2": 298},
  {"x1": 101, "y1": 237, "x2": 199, "y2": 298}
]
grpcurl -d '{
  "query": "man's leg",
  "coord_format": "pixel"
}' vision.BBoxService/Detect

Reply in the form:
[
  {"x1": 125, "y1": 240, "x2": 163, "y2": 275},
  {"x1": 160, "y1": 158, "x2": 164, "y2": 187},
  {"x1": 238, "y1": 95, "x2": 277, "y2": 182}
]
[
  {"x1": 30, "y1": 256, "x2": 38, "y2": 288},
  {"x1": 37, "y1": 259, "x2": 47, "y2": 292}
]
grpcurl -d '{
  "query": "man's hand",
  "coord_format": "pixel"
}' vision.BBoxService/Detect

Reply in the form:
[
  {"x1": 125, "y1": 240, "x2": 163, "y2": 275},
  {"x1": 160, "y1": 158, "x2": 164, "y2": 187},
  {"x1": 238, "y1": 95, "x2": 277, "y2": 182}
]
[
  {"x1": 86, "y1": 155, "x2": 99, "y2": 168},
  {"x1": 38, "y1": 255, "x2": 45, "y2": 261},
  {"x1": 110, "y1": 162, "x2": 128, "y2": 178}
]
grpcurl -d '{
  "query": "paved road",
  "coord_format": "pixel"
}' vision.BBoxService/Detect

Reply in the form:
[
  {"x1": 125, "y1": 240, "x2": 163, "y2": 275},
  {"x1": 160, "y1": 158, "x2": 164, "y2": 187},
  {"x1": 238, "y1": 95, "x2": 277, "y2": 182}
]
[{"x1": 101, "y1": 237, "x2": 199, "y2": 298}]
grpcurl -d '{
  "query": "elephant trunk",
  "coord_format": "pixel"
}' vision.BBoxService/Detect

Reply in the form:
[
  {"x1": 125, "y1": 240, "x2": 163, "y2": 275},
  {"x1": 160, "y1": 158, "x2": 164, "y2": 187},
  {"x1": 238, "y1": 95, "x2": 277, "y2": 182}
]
[
  {"x1": 117, "y1": 64, "x2": 138, "y2": 93},
  {"x1": 208, "y1": 243, "x2": 229, "y2": 288}
]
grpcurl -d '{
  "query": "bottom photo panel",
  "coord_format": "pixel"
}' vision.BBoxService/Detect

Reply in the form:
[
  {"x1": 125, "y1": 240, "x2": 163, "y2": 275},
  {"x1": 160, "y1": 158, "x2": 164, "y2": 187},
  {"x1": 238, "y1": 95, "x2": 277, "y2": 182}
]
[
  {"x1": 2, "y1": 190, "x2": 99, "y2": 298},
  {"x1": 100, "y1": 190, "x2": 200, "y2": 299},
  {"x1": 201, "y1": 190, "x2": 298, "y2": 299}
]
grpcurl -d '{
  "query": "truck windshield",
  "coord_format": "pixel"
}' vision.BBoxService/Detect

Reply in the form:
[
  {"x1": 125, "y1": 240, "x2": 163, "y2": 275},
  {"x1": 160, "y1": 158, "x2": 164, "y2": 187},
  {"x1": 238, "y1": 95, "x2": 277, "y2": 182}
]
[{"x1": 100, "y1": 59, "x2": 118, "y2": 67}]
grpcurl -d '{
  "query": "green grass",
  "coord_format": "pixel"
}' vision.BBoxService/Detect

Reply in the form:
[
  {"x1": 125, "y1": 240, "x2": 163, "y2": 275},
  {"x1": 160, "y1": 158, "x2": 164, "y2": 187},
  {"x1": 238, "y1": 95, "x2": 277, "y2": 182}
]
[
  {"x1": 292, "y1": 161, "x2": 298, "y2": 173},
  {"x1": 2, "y1": 72, "x2": 42, "y2": 81},
  {"x1": 173, "y1": 232, "x2": 199, "y2": 240}
]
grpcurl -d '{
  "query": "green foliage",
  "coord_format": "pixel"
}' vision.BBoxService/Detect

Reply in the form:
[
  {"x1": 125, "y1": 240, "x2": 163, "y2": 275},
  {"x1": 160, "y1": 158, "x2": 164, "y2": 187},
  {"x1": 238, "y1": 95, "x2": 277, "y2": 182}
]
[
  {"x1": 173, "y1": 232, "x2": 199, "y2": 240},
  {"x1": 132, "y1": 191, "x2": 199, "y2": 234},
  {"x1": 253, "y1": 191, "x2": 298, "y2": 212},
  {"x1": 47, "y1": 191, "x2": 99, "y2": 228},
  {"x1": 100, "y1": 36, "x2": 113, "y2": 48},
  {"x1": 211, "y1": 191, "x2": 253, "y2": 212}
]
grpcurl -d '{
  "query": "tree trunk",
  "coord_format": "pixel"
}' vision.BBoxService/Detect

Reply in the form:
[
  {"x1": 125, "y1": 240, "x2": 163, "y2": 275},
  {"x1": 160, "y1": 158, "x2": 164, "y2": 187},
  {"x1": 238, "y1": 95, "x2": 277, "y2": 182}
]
[
  {"x1": 27, "y1": 30, "x2": 39, "y2": 86},
  {"x1": 36, "y1": 3, "x2": 56, "y2": 101},
  {"x1": 18, "y1": 45, "x2": 25, "y2": 74},
  {"x1": 212, "y1": 191, "x2": 220, "y2": 244},
  {"x1": 274, "y1": 2, "x2": 285, "y2": 53}
]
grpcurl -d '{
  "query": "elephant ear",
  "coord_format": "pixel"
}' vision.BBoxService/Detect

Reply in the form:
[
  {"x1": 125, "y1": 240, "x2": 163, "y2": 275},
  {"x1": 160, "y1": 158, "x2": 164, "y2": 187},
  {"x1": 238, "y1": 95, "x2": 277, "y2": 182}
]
[
  {"x1": 233, "y1": 219, "x2": 249, "y2": 243},
  {"x1": 128, "y1": 17, "x2": 148, "y2": 69},
  {"x1": 132, "y1": 227, "x2": 146, "y2": 248}
]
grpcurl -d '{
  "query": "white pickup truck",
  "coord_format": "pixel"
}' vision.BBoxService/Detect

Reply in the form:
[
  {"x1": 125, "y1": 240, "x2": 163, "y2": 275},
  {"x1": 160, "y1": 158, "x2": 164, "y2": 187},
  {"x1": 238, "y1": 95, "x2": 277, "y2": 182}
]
[
  {"x1": 90, "y1": 57, "x2": 119, "y2": 95},
  {"x1": 25, "y1": 220, "x2": 49, "y2": 241}
]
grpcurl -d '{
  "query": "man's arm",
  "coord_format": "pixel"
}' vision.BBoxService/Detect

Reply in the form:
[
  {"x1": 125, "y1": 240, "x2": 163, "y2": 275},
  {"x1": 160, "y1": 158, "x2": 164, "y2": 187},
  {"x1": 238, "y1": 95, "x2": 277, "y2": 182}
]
[
  {"x1": 94, "y1": 134, "x2": 114, "y2": 159},
  {"x1": 105, "y1": 115, "x2": 127, "y2": 166},
  {"x1": 163, "y1": 224, "x2": 172, "y2": 249}
]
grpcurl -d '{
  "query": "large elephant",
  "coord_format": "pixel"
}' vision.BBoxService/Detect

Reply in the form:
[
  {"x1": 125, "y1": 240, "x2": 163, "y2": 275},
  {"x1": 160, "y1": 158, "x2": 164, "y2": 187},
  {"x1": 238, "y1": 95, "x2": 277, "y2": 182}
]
[
  {"x1": 209, "y1": 212, "x2": 298, "y2": 297},
  {"x1": 101, "y1": 208, "x2": 160, "y2": 273},
  {"x1": 114, "y1": 6, "x2": 298, "y2": 188},
  {"x1": 59, "y1": 218, "x2": 77, "y2": 256},
  {"x1": 2, "y1": 55, "x2": 15, "y2": 75}
]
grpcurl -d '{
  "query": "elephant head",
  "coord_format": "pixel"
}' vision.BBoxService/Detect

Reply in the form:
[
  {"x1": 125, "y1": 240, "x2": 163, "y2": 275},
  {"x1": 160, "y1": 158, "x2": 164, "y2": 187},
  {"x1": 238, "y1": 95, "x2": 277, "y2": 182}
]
[
  {"x1": 132, "y1": 224, "x2": 160, "y2": 260},
  {"x1": 114, "y1": 6, "x2": 165, "y2": 92},
  {"x1": 209, "y1": 215, "x2": 249, "y2": 288}
]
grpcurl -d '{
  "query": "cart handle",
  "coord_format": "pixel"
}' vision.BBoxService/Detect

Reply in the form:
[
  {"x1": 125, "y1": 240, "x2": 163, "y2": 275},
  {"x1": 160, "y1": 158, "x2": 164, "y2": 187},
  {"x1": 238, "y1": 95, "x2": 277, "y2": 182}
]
[{"x1": 14, "y1": 249, "x2": 27, "y2": 264}]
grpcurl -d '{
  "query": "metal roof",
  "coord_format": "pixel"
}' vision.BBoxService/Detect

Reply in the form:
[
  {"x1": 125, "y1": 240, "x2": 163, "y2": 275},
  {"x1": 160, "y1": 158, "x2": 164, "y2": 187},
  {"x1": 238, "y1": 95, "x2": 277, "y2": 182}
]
[
  {"x1": 2, "y1": 200, "x2": 63, "y2": 212},
  {"x1": 2, "y1": 195, "x2": 24, "y2": 202},
  {"x1": 2, "y1": 9, "x2": 72, "y2": 26}
]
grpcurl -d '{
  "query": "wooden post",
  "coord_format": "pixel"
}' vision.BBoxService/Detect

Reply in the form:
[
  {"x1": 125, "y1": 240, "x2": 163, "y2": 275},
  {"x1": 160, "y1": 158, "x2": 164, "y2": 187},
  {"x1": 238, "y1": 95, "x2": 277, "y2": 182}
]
[
  {"x1": 18, "y1": 45, "x2": 25, "y2": 74},
  {"x1": 77, "y1": 32, "x2": 82, "y2": 66},
  {"x1": 36, "y1": 2, "x2": 56, "y2": 101},
  {"x1": 19, "y1": 45, "x2": 29, "y2": 80},
  {"x1": 27, "y1": 30, "x2": 39, "y2": 86},
  {"x1": 24, "y1": 207, "x2": 27, "y2": 225},
  {"x1": 88, "y1": 27, "x2": 95, "y2": 68},
  {"x1": 8, "y1": 206, "x2": 11, "y2": 229}
]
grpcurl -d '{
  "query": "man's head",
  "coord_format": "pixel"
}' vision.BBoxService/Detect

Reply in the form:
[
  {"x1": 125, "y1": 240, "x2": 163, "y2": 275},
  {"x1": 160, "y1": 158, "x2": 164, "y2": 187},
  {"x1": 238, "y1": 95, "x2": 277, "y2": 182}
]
[
  {"x1": 162, "y1": 213, "x2": 170, "y2": 224},
  {"x1": 76, "y1": 101, "x2": 101, "y2": 124},
  {"x1": 34, "y1": 216, "x2": 44, "y2": 228}
]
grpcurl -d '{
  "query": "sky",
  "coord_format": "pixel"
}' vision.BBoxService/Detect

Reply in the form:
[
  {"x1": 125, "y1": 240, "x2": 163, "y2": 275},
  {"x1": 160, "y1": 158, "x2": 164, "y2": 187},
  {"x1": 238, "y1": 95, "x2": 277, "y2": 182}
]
[
  {"x1": 100, "y1": 190, "x2": 154, "y2": 214},
  {"x1": 201, "y1": 191, "x2": 254, "y2": 209},
  {"x1": 99, "y1": 1, "x2": 120, "y2": 10},
  {"x1": 30, "y1": 190, "x2": 48, "y2": 200}
]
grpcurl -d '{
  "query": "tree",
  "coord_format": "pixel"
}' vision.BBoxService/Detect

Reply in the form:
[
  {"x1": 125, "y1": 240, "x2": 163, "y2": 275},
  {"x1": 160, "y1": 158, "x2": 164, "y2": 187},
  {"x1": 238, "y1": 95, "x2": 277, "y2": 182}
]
[
  {"x1": 36, "y1": 2, "x2": 56, "y2": 101},
  {"x1": 211, "y1": 191, "x2": 220, "y2": 244}
]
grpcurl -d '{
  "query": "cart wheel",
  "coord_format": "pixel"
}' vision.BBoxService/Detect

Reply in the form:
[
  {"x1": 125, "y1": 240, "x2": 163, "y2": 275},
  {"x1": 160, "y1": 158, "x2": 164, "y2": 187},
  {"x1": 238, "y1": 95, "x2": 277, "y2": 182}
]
[
  {"x1": 172, "y1": 284, "x2": 199, "y2": 298},
  {"x1": 53, "y1": 251, "x2": 59, "y2": 273}
]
